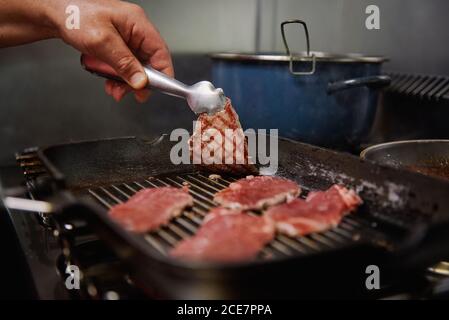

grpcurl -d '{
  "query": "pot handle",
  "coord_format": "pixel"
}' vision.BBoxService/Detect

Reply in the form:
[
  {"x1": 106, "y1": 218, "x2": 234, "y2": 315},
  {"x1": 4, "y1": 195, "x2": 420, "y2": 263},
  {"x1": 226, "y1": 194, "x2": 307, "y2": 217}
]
[
  {"x1": 281, "y1": 20, "x2": 316, "y2": 75},
  {"x1": 327, "y1": 75, "x2": 391, "y2": 94}
]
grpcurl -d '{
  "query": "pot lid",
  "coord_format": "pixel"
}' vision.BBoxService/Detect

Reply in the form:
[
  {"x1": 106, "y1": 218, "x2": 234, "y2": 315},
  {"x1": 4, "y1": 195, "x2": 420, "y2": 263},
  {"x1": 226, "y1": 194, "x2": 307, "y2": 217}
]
[{"x1": 210, "y1": 51, "x2": 388, "y2": 63}]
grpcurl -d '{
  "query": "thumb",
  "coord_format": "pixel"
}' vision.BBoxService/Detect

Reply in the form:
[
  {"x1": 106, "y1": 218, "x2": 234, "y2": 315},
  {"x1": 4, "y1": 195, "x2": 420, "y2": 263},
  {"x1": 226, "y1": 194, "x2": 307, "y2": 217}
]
[
  {"x1": 113, "y1": 53, "x2": 147, "y2": 90},
  {"x1": 88, "y1": 30, "x2": 148, "y2": 90}
]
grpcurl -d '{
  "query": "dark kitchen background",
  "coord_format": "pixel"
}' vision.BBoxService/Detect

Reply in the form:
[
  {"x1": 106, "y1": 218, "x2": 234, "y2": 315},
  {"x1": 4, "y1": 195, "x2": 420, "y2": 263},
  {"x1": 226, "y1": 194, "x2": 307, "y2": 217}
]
[{"x1": 1, "y1": 0, "x2": 449, "y2": 165}]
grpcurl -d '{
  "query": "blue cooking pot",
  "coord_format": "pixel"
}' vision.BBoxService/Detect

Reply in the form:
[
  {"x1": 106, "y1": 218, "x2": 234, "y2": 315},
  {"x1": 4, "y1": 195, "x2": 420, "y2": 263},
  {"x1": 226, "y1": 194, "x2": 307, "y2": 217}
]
[{"x1": 211, "y1": 20, "x2": 390, "y2": 150}]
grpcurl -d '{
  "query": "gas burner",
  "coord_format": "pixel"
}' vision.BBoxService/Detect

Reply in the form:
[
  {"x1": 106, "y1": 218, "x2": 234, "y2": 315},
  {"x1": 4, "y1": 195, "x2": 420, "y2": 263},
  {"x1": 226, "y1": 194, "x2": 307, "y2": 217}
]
[{"x1": 15, "y1": 150, "x2": 146, "y2": 300}]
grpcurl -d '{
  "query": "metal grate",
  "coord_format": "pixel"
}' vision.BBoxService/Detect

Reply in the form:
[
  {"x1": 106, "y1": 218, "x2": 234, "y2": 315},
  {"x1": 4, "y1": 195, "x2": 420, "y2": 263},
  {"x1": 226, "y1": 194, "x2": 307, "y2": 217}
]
[
  {"x1": 387, "y1": 73, "x2": 449, "y2": 102},
  {"x1": 86, "y1": 173, "x2": 380, "y2": 260},
  {"x1": 15, "y1": 149, "x2": 54, "y2": 226},
  {"x1": 16, "y1": 148, "x2": 48, "y2": 179}
]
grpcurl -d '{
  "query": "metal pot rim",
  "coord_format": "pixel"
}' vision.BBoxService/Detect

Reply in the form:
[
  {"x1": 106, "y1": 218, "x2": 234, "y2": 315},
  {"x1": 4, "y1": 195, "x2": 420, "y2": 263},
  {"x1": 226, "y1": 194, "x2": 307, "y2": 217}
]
[
  {"x1": 210, "y1": 51, "x2": 388, "y2": 63},
  {"x1": 360, "y1": 139, "x2": 449, "y2": 159}
]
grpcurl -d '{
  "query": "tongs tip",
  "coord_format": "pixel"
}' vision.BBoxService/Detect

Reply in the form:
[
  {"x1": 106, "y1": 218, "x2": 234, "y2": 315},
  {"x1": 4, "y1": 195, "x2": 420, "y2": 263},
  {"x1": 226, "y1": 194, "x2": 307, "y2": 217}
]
[{"x1": 188, "y1": 81, "x2": 226, "y2": 115}]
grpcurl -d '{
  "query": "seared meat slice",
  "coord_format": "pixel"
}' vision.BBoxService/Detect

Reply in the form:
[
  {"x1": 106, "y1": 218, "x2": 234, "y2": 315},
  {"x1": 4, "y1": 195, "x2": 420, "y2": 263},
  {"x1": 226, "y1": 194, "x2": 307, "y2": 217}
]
[
  {"x1": 214, "y1": 176, "x2": 301, "y2": 210},
  {"x1": 189, "y1": 98, "x2": 257, "y2": 175},
  {"x1": 265, "y1": 185, "x2": 362, "y2": 237},
  {"x1": 170, "y1": 207, "x2": 275, "y2": 262},
  {"x1": 109, "y1": 187, "x2": 193, "y2": 233}
]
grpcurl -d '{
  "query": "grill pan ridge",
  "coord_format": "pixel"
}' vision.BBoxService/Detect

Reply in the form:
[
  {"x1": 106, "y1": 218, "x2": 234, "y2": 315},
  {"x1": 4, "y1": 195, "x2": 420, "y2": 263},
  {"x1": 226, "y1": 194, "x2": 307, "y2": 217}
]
[
  {"x1": 35, "y1": 135, "x2": 449, "y2": 299},
  {"x1": 87, "y1": 173, "x2": 377, "y2": 260}
]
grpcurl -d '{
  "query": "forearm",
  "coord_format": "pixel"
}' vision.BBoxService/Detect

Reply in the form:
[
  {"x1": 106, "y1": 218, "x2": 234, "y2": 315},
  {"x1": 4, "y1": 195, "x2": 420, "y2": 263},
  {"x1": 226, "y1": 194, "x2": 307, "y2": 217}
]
[
  {"x1": 0, "y1": 0, "x2": 173, "y2": 102},
  {"x1": 0, "y1": 0, "x2": 57, "y2": 47}
]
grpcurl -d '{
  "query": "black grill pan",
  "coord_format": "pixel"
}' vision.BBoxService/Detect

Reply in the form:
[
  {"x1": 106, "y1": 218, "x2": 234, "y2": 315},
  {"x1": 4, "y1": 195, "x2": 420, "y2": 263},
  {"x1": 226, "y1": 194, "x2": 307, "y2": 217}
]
[{"x1": 36, "y1": 135, "x2": 449, "y2": 299}]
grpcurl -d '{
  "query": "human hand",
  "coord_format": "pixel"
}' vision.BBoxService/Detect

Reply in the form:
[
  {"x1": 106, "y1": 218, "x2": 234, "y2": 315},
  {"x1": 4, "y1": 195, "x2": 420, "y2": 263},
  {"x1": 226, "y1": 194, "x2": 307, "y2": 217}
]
[{"x1": 49, "y1": 0, "x2": 174, "y2": 102}]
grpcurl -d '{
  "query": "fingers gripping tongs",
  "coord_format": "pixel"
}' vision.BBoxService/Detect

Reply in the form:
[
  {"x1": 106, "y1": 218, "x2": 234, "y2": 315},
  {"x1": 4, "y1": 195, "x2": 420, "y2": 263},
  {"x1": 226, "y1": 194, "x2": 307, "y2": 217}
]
[{"x1": 80, "y1": 54, "x2": 226, "y2": 115}]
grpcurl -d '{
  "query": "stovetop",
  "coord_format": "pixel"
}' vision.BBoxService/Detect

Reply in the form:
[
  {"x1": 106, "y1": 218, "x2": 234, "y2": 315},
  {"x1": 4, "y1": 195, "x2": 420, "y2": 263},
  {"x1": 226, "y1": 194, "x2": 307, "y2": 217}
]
[
  {"x1": 1, "y1": 151, "x2": 146, "y2": 300},
  {"x1": 2, "y1": 149, "x2": 449, "y2": 300}
]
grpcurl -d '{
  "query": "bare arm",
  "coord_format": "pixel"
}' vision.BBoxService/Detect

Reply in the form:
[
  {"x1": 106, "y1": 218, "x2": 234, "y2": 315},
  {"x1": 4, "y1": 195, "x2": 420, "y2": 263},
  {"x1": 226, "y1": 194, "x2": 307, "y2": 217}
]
[
  {"x1": 0, "y1": 0, "x2": 174, "y2": 102},
  {"x1": 0, "y1": 0, "x2": 57, "y2": 46}
]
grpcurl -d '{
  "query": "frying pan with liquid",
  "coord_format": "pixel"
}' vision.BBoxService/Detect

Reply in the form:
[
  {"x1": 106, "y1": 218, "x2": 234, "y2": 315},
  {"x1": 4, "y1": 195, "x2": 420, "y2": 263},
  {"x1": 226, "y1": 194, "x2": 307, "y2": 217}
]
[{"x1": 361, "y1": 140, "x2": 449, "y2": 181}]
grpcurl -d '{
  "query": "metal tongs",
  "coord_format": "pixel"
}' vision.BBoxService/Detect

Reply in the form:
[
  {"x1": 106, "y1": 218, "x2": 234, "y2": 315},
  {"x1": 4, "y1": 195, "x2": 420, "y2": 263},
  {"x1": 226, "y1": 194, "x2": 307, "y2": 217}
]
[{"x1": 81, "y1": 54, "x2": 226, "y2": 115}]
